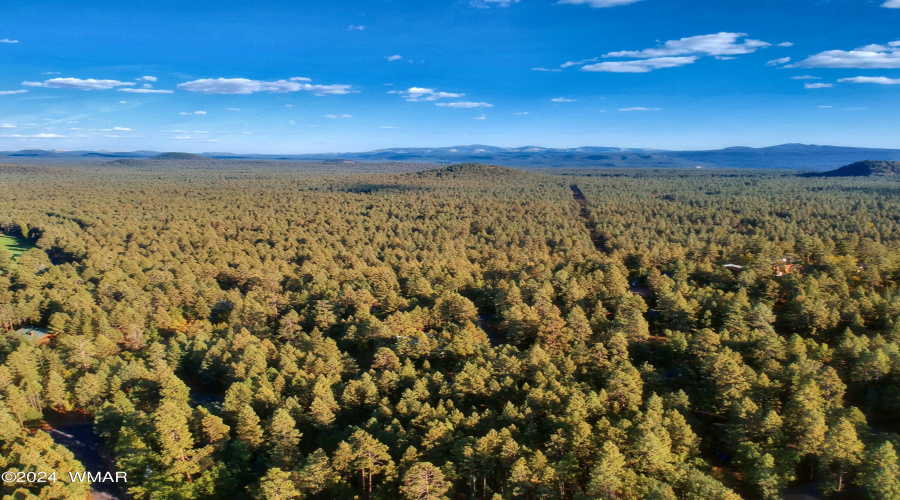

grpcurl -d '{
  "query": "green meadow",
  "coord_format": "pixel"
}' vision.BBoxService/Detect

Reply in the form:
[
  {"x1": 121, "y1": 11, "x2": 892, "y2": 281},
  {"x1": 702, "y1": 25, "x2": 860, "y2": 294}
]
[{"x1": 0, "y1": 232, "x2": 34, "y2": 261}]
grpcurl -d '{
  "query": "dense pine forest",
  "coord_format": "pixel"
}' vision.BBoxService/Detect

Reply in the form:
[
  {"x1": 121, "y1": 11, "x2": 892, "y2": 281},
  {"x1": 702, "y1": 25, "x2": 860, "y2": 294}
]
[{"x1": 1, "y1": 161, "x2": 899, "y2": 499}]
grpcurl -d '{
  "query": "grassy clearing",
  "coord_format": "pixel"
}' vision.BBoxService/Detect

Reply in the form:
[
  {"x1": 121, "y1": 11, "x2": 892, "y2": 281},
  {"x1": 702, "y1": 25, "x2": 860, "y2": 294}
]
[{"x1": 0, "y1": 232, "x2": 34, "y2": 260}]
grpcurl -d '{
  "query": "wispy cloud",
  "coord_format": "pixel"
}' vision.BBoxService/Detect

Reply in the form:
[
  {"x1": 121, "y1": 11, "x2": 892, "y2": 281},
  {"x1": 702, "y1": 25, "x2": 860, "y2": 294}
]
[
  {"x1": 139, "y1": 76, "x2": 158, "y2": 82},
  {"x1": 22, "y1": 78, "x2": 135, "y2": 90},
  {"x1": 513, "y1": 112, "x2": 529, "y2": 115},
  {"x1": 790, "y1": 75, "x2": 821, "y2": 80},
  {"x1": 180, "y1": 111, "x2": 207, "y2": 115},
  {"x1": 605, "y1": 33, "x2": 770, "y2": 59},
  {"x1": 1, "y1": 133, "x2": 64, "y2": 138},
  {"x1": 531, "y1": 67, "x2": 562, "y2": 72},
  {"x1": 788, "y1": 41, "x2": 900, "y2": 69},
  {"x1": 777, "y1": 42, "x2": 794, "y2": 48},
  {"x1": 570, "y1": 33, "x2": 771, "y2": 73},
  {"x1": 177, "y1": 77, "x2": 351, "y2": 95},
  {"x1": 619, "y1": 107, "x2": 660, "y2": 111},
  {"x1": 1, "y1": 124, "x2": 16, "y2": 128},
  {"x1": 0, "y1": 90, "x2": 27, "y2": 95},
  {"x1": 766, "y1": 57, "x2": 791, "y2": 66},
  {"x1": 386, "y1": 55, "x2": 403, "y2": 61},
  {"x1": 557, "y1": 0, "x2": 642, "y2": 7},
  {"x1": 805, "y1": 83, "x2": 833, "y2": 89},
  {"x1": 838, "y1": 76, "x2": 900, "y2": 85},
  {"x1": 583, "y1": 56, "x2": 697, "y2": 73},
  {"x1": 0, "y1": 38, "x2": 18, "y2": 44},
  {"x1": 472, "y1": 115, "x2": 487, "y2": 120},
  {"x1": 435, "y1": 101, "x2": 493, "y2": 108},
  {"x1": 119, "y1": 88, "x2": 174, "y2": 94},
  {"x1": 551, "y1": 97, "x2": 577, "y2": 102},
  {"x1": 389, "y1": 87, "x2": 464, "y2": 101},
  {"x1": 348, "y1": 25, "x2": 365, "y2": 31},
  {"x1": 884, "y1": 0, "x2": 900, "y2": 8},
  {"x1": 324, "y1": 114, "x2": 352, "y2": 118},
  {"x1": 171, "y1": 136, "x2": 193, "y2": 140},
  {"x1": 470, "y1": 0, "x2": 520, "y2": 8}
]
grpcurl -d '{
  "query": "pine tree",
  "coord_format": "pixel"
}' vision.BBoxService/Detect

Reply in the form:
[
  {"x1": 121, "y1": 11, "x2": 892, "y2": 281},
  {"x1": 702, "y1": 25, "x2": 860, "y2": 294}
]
[
  {"x1": 259, "y1": 467, "x2": 301, "y2": 499},
  {"x1": 821, "y1": 418, "x2": 864, "y2": 494},
  {"x1": 267, "y1": 408, "x2": 302, "y2": 468},
  {"x1": 401, "y1": 462, "x2": 451, "y2": 500},
  {"x1": 588, "y1": 441, "x2": 626, "y2": 499},
  {"x1": 861, "y1": 442, "x2": 900, "y2": 500}
]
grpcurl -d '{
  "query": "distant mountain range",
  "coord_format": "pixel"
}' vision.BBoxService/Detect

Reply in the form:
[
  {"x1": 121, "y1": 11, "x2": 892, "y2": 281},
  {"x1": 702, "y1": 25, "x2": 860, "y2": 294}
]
[{"x1": 3, "y1": 144, "x2": 900, "y2": 170}]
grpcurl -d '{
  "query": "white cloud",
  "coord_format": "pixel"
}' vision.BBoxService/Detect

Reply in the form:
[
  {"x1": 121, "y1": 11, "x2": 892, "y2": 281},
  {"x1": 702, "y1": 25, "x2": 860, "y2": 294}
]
[
  {"x1": 435, "y1": 101, "x2": 493, "y2": 108},
  {"x1": 324, "y1": 114, "x2": 352, "y2": 118},
  {"x1": 290, "y1": 76, "x2": 311, "y2": 82},
  {"x1": 103, "y1": 135, "x2": 120, "y2": 138},
  {"x1": 22, "y1": 78, "x2": 135, "y2": 90},
  {"x1": 884, "y1": 0, "x2": 900, "y2": 7},
  {"x1": 604, "y1": 33, "x2": 770, "y2": 59},
  {"x1": 777, "y1": 42, "x2": 794, "y2": 48},
  {"x1": 386, "y1": 55, "x2": 403, "y2": 61},
  {"x1": 531, "y1": 67, "x2": 562, "y2": 72},
  {"x1": 118, "y1": 88, "x2": 174, "y2": 94},
  {"x1": 472, "y1": 116, "x2": 487, "y2": 120},
  {"x1": 1, "y1": 124, "x2": 15, "y2": 128},
  {"x1": 766, "y1": 57, "x2": 791, "y2": 66},
  {"x1": 1, "y1": 133, "x2": 64, "y2": 138},
  {"x1": 285, "y1": 104, "x2": 293, "y2": 108},
  {"x1": 583, "y1": 56, "x2": 697, "y2": 73},
  {"x1": 838, "y1": 76, "x2": 900, "y2": 85},
  {"x1": 113, "y1": 127, "x2": 131, "y2": 131},
  {"x1": 380, "y1": 126, "x2": 397, "y2": 129},
  {"x1": 226, "y1": 108, "x2": 241, "y2": 111},
  {"x1": 551, "y1": 97, "x2": 577, "y2": 102},
  {"x1": 205, "y1": 139, "x2": 219, "y2": 143},
  {"x1": 139, "y1": 76, "x2": 158, "y2": 82},
  {"x1": 0, "y1": 38, "x2": 18, "y2": 44},
  {"x1": 557, "y1": 0, "x2": 642, "y2": 7},
  {"x1": 805, "y1": 83, "x2": 833, "y2": 89},
  {"x1": 790, "y1": 75, "x2": 821, "y2": 80},
  {"x1": 513, "y1": 112, "x2": 529, "y2": 115},
  {"x1": 171, "y1": 136, "x2": 193, "y2": 140},
  {"x1": 41, "y1": 72, "x2": 60, "y2": 75},
  {"x1": 118, "y1": 101, "x2": 127, "y2": 104},
  {"x1": 818, "y1": 105, "x2": 833, "y2": 108},
  {"x1": 389, "y1": 87, "x2": 465, "y2": 102},
  {"x1": 0, "y1": 90, "x2": 27, "y2": 95},
  {"x1": 789, "y1": 41, "x2": 900, "y2": 69},
  {"x1": 348, "y1": 25, "x2": 365, "y2": 31},
  {"x1": 562, "y1": 58, "x2": 598, "y2": 68},
  {"x1": 619, "y1": 107, "x2": 660, "y2": 111},
  {"x1": 177, "y1": 77, "x2": 351, "y2": 95},
  {"x1": 570, "y1": 33, "x2": 771, "y2": 74},
  {"x1": 180, "y1": 111, "x2": 207, "y2": 115}
]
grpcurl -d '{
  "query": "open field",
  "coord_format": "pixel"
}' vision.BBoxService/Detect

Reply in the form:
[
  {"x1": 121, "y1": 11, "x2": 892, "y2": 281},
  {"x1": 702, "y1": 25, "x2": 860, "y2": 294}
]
[{"x1": 0, "y1": 231, "x2": 33, "y2": 260}]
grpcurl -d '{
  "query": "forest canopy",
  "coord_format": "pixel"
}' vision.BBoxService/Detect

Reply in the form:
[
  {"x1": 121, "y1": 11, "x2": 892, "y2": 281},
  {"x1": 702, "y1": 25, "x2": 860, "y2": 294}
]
[{"x1": 1, "y1": 162, "x2": 899, "y2": 499}]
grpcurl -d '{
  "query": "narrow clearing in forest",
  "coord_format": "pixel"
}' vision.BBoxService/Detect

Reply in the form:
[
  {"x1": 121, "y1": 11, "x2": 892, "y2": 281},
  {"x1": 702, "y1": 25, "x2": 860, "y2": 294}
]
[{"x1": 570, "y1": 184, "x2": 605, "y2": 252}]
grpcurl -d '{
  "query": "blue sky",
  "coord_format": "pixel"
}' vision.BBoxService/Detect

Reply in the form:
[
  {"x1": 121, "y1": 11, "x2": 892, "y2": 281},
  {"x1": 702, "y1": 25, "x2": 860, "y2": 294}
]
[{"x1": 1, "y1": 0, "x2": 899, "y2": 153}]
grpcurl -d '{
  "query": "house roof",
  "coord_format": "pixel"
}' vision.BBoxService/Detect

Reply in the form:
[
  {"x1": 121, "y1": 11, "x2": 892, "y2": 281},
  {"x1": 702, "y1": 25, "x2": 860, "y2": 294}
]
[{"x1": 13, "y1": 327, "x2": 52, "y2": 340}]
